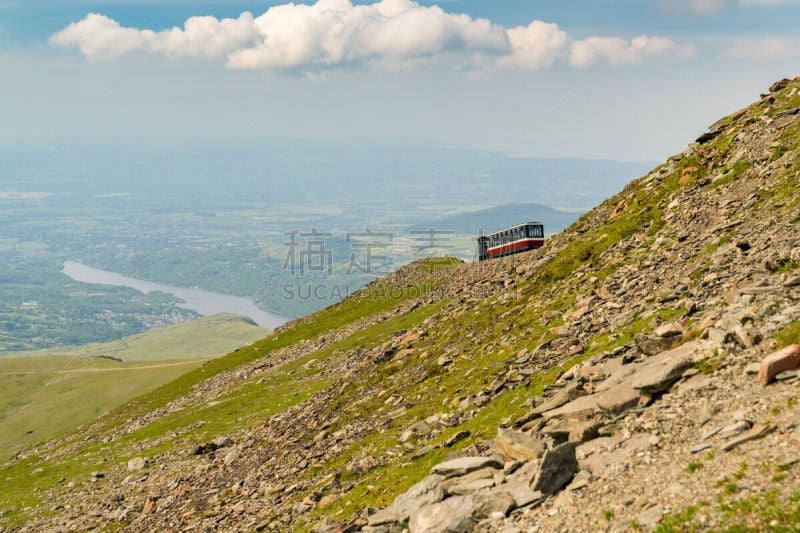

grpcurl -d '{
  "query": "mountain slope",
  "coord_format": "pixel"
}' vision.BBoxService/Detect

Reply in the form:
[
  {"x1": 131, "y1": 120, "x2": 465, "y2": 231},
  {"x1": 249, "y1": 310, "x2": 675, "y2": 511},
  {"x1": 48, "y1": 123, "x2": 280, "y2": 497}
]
[
  {"x1": 0, "y1": 313, "x2": 267, "y2": 464},
  {"x1": 1, "y1": 78, "x2": 800, "y2": 532}
]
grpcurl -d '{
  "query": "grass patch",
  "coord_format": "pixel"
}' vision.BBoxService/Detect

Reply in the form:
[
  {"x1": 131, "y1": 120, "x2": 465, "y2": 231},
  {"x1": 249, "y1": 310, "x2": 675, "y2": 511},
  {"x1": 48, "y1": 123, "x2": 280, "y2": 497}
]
[
  {"x1": 775, "y1": 320, "x2": 800, "y2": 347},
  {"x1": 0, "y1": 356, "x2": 205, "y2": 463}
]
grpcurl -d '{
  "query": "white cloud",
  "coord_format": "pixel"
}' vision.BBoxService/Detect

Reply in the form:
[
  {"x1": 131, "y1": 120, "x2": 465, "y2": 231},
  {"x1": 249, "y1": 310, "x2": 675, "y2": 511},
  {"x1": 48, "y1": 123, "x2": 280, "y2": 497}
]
[
  {"x1": 226, "y1": 0, "x2": 509, "y2": 69},
  {"x1": 569, "y1": 35, "x2": 695, "y2": 68},
  {"x1": 50, "y1": 0, "x2": 692, "y2": 73},
  {"x1": 50, "y1": 12, "x2": 258, "y2": 60},
  {"x1": 498, "y1": 20, "x2": 568, "y2": 70},
  {"x1": 722, "y1": 37, "x2": 800, "y2": 59}
]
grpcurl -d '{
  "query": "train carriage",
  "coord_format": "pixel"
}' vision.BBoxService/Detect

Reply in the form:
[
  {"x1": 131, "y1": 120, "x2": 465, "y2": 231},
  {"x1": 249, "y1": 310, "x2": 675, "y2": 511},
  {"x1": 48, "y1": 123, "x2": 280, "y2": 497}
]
[{"x1": 477, "y1": 222, "x2": 544, "y2": 261}]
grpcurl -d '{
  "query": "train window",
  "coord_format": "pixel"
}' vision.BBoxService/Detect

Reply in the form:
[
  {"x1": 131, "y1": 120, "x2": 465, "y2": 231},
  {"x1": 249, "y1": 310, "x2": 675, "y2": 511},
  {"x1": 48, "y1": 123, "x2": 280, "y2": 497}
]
[{"x1": 527, "y1": 225, "x2": 543, "y2": 238}]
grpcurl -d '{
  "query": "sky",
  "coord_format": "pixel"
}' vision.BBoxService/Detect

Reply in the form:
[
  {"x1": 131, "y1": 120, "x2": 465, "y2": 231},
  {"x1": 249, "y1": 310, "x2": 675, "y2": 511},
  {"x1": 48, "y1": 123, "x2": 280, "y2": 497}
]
[{"x1": 1, "y1": 0, "x2": 799, "y2": 161}]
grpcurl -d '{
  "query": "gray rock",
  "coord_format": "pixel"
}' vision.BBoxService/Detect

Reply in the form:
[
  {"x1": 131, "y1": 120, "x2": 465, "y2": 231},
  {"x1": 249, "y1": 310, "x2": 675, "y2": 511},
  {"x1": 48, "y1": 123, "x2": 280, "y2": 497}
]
[
  {"x1": 744, "y1": 362, "x2": 761, "y2": 375},
  {"x1": 722, "y1": 424, "x2": 775, "y2": 452},
  {"x1": 471, "y1": 489, "x2": 516, "y2": 519},
  {"x1": 541, "y1": 417, "x2": 602, "y2": 443},
  {"x1": 362, "y1": 526, "x2": 404, "y2": 533},
  {"x1": 502, "y1": 460, "x2": 542, "y2": 508},
  {"x1": 400, "y1": 421, "x2": 431, "y2": 443},
  {"x1": 212, "y1": 435, "x2": 233, "y2": 448},
  {"x1": 689, "y1": 443, "x2": 711, "y2": 454},
  {"x1": 492, "y1": 428, "x2": 544, "y2": 461},
  {"x1": 367, "y1": 508, "x2": 404, "y2": 527},
  {"x1": 636, "y1": 333, "x2": 681, "y2": 355},
  {"x1": 542, "y1": 385, "x2": 640, "y2": 421},
  {"x1": 530, "y1": 441, "x2": 578, "y2": 495},
  {"x1": 442, "y1": 467, "x2": 495, "y2": 493},
  {"x1": 432, "y1": 456, "x2": 503, "y2": 478},
  {"x1": 445, "y1": 431, "x2": 470, "y2": 447},
  {"x1": 447, "y1": 478, "x2": 495, "y2": 495},
  {"x1": 707, "y1": 327, "x2": 730, "y2": 346},
  {"x1": 632, "y1": 341, "x2": 711, "y2": 393},
  {"x1": 638, "y1": 504, "x2": 664, "y2": 528},
  {"x1": 632, "y1": 356, "x2": 694, "y2": 394},
  {"x1": 126, "y1": 457, "x2": 147, "y2": 471},
  {"x1": 512, "y1": 380, "x2": 586, "y2": 427},
  {"x1": 567, "y1": 469, "x2": 591, "y2": 491},
  {"x1": 391, "y1": 474, "x2": 445, "y2": 521},
  {"x1": 409, "y1": 496, "x2": 476, "y2": 533}
]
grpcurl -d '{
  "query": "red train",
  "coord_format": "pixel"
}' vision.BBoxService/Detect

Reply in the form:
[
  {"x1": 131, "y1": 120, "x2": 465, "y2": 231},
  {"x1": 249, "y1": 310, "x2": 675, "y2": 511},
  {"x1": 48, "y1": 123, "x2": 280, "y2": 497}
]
[{"x1": 477, "y1": 222, "x2": 545, "y2": 261}]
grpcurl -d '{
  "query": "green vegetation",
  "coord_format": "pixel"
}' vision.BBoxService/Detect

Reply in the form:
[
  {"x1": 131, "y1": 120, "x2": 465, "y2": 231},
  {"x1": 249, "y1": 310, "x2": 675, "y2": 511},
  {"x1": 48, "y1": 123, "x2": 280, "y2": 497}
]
[
  {"x1": 0, "y1": 356, "x2": 204, "y2": 463},
  {"x1": 655, "y1": 505, "x2": 700, "y2": 532},
  {"x1": 1, "y1": 313, "x2": 267, "y2": 361},
  {"x1": 0, "y1": 258, "x2": 462, "y2": 528},
  {"x1": 0, "y1": 313, "x2": 266, "y2": 463},
  {"x1": 0, "y1": 253, "x2": 199, "y2": 352},
  {"x1": 658, "y1": 487, "x2": 800, "y2": 532},
  {"x1": 775, "y1": 319, "x2": 800, "y2": 347},
  {"x1": 2, "y1": 81, "x2": 800, "y2": 531},
  {"x1": 734, "y1": 462, "x2": 747, "y2": 480},
  {"x1": 696, "y1": 358, "x2": 722, "y2": 375}
]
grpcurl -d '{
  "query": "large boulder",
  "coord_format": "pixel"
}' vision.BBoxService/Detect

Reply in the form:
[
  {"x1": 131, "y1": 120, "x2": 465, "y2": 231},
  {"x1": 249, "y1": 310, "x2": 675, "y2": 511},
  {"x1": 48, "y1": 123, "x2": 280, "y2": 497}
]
[{"x1": 530, "y1": 441, "x2": 579, "y2": 495}]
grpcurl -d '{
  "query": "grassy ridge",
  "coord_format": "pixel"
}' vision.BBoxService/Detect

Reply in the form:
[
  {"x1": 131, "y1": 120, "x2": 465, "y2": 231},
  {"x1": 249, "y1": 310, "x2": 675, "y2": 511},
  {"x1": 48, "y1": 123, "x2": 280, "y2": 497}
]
[
  {"x1": 0, "y1": 313, "x2": 269, "y2": 464},
  {"x1": 0, "y1": 313, "x2": 268, "y2": 361},
  {"x1": 0, "y1": 357, "x2": 204, "y2": 463}
]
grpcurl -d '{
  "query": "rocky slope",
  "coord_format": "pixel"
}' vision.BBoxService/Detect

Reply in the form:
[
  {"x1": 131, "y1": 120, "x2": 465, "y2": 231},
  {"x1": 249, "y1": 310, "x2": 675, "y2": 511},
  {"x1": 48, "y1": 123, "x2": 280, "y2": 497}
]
[{"x1": 1, "y1": 78, "x2": 800, "y2": 533}]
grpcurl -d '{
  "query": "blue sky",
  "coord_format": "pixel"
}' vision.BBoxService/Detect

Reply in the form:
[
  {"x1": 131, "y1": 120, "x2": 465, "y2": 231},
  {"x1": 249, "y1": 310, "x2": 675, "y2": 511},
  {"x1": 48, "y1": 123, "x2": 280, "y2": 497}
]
[{"x1": 1, "y1": 0, "x2": 799, "y2": 160}]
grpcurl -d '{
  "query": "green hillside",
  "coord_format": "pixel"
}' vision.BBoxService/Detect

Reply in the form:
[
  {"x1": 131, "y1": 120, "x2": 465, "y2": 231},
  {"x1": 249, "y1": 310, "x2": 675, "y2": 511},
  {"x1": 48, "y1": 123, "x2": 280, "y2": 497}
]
[
  {"x1": 0, "y1": 313, "x2": 269, "y2": 463},
  {"x1": 1, "y1": 79, "x2": 800, "y2": 532},
  {"x1": 0, "y1": 313, "x2": 268, "y2": 361},
  {"x1": 0, "y1": 357, "x2": 204, "y2": 463}
]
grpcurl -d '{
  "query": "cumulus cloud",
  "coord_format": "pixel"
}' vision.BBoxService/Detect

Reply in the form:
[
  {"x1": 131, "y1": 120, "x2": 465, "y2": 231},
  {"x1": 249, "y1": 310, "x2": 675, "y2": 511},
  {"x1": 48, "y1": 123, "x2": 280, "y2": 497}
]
[
  {"x1": 569, "y1": 35, "x2": 695, "y2": 68},
  {"x1": 50, "y1": 0, "x2": 693, "y2": 72},
  {"x1": 497, "y1": 21, "x2": 568, "y2": 70},
  {"x1": 225, "y1": 0, "x2": 509, "y2": 69},
  {"x1": 50, "y1": 12, "x2": 259, "y2": 60}
]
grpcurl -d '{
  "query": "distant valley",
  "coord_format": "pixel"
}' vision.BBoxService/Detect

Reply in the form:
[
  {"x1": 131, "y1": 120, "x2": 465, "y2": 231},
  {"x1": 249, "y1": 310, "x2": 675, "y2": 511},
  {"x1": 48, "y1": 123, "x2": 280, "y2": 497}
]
[{"x1": 0, "y1": 141, "x2": 652, "y2": 354}]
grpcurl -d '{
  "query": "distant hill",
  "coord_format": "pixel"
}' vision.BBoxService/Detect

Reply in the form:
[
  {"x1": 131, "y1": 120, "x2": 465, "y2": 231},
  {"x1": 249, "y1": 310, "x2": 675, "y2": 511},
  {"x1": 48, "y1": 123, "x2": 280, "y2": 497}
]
[
  {"x1": 0, "y1": 312, "x2": 268, "y2": 361},
  {"x1": 409, "y1": 202, "x2": 581, "y2": 236},
  {"x1": 0, "y1": 313, "x2": 268, "y2": 463}
]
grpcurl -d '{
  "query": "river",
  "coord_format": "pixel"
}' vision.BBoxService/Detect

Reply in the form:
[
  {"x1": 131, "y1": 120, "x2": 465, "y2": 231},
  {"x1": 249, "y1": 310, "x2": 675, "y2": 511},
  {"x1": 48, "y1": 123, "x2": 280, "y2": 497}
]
[{"x1": 62, "y1": 261, "x2": 293, "y2": 329}]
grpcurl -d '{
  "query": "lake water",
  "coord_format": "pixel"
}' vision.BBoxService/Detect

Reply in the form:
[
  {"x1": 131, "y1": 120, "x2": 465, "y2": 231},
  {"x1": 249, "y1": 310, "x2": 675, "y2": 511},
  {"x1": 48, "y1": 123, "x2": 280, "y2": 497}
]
[{"x1": 62, "y1": 261, "x2": 293, "y2": 329}]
